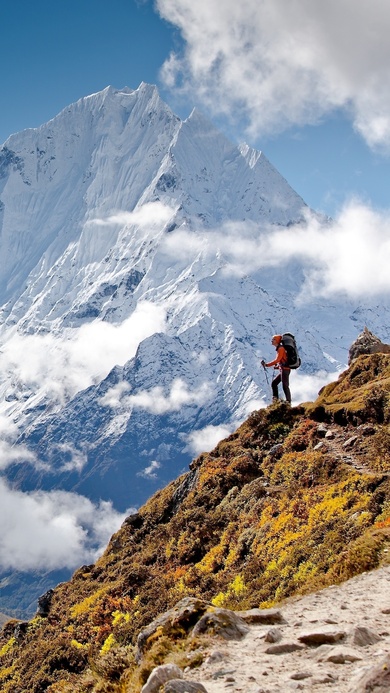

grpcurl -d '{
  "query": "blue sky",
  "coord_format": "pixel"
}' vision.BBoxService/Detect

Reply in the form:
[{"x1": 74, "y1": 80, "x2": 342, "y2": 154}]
[{"x1": 1, "y1": 0, "x2": 389, "y2": 217}]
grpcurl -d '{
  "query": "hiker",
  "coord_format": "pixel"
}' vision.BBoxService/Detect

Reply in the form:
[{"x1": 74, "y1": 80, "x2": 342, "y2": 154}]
[{"x1": 261, "y1": 334, "x2": 291, "y2": 404}]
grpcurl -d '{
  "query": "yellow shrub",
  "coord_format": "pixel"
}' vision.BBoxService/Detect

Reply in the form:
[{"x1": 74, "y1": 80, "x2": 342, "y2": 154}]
[
  {"x1": 70, "y1": 587, "x2": 109, "y2": 619},
  {"x1": 0, "y1": 638, "x2": 15, "y2": 658},
  {"x1": 100, "y1": 633, "x2": 116, "y2": 655}
]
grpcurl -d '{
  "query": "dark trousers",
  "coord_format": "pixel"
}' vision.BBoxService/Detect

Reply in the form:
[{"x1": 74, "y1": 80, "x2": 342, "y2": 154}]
[{"x1": 272, "y1": 368, "x2": 291, "y2": 403}]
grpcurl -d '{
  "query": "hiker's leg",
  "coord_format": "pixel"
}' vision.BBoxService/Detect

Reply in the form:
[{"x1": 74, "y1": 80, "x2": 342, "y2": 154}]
[
  {"x1": 271, "y1": 373, "x2": 281, "y2": 399},
  {"x1": 282, "y1": 369, "x2": 291, "y2": 403}
]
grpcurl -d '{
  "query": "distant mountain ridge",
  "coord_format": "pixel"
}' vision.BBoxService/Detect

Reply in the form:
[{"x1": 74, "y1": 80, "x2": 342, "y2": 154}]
[{"x1": 1, "y1": 85, "x2": 390, "y2": 616}]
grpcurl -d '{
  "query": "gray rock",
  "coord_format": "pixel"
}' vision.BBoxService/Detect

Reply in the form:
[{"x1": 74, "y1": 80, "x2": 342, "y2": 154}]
[
  {"x1": 141, "y1": 664, "x2": 183, "y2": 693},
  {"x1": 343, "y1": 436, "x2": 359, "y2": 449},
  {"x1": 204, "y1": 650, "x2": 226, "y2": 665},
  {"x1": 352, "y1": 653, "x2": 390, "y2": 692},
  {"x1": 316, "y1": 424, "x2": 328, "y2": 437},
  {"x1": 136, "y1": 597, "x2": 209, "y2": 660},
  {"x1": 237, "y1": 608, "x2": 286, "y2": 625},
  {"x1": 324, "y1": 646, "x2": 363, "y2": 664},
  {"x1": 351, "y1": 625, "x2": 382, "y2": 647},
  {"x1": 358, "y1": 423, "x2": 376, "y2": 436},
  {"x1": 163, "y1": 680, "x2": 209, "y2": 693},
  {"x1": 264, "y1": 627, "x2": 282, "y2": 643},
  {"x1": 314, "y1": 441, "x2": 327, "y2": 451},
  {"x1": 191, "y1": 608, "x2": 249, "y2": 640},
  {"x1": 36, "y1": 588, "x2": 54, "y2": 617},
  {"x1": 265, "y1": 642, "x2": 305, "y2": 655},
  {"x1": 267, "y1": 443, "x2": 284, "y2": 460},
  {"x1": 348, "y1": 327, "x2": 390, "y2": 363},
  {"x1": 290, "y1": 672, "x2": 312, "y2": 680},
  {"x1": 298, "y1": 628, "x2": 346, "y2": 645}
]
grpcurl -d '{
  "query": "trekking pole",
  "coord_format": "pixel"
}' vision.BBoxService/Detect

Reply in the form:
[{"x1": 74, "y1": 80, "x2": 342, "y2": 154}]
[{"x1": 262, "y1": 361, "x2": 269, "y2": 386}]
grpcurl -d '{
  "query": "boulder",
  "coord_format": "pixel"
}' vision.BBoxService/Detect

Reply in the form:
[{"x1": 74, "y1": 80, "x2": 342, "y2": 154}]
[
  {"x1": 236, "y1": 608, "x2": 286, "y2": 625},
  {"x1": 191, "y1": 608, "x2": 249, "y2": 640},
  {"x1": 140, "y1": 664, "x2": 183, "y2": 693},
  {"x1": 163, "y1": 681, "x2": 209, "y2": 693},
  {"x1": 136, "y1": 597, "x2": 209, "y2": 661},
  {"x1": 348, "y1": 327, "x2": 390, "y2": 364}
]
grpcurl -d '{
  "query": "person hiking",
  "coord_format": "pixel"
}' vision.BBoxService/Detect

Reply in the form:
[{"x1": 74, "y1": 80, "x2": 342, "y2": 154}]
[{"x1": 261, "y1": 334, "x2": 291, "y2": 403}]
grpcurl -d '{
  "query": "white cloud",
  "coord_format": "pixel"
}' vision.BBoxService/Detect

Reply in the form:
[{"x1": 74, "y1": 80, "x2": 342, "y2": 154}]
[
  {"x1": 162, "y1": 200, "x2": 390, "y2": 299},
  {"x1": 101, "y1": 377, "x2": 212, "y2": 415},
  {"x1": 0, "y1": 415, "x2": 47, "y2": 472},
  {"x1": 291, "y1": 369, "x2": 340, "y2": 405},
  {"x1": 0, "y1": 479, "x2": 132, "y2": 572},
  {"x1": 88, "y1": 201, "x2": 175, "y2": 229},
  {"x1": 185, "y1": 423, "x2": 233, "y2": 455},
  {"x1": 53, "y1": 444, "x2": 88, "y2": 473},
  {"x1": 0, "y1": 440, "x2": 38, "y2": 471},
  {"x1": 0, "y1": 301, "x2": 166, "y2": 405},
  {"x1": 137, "y1": 460, "x2": 161, "y2": 479},
  {"x1": 157, "y1": 0, "x2": 390, "y2": 149},
  {"x1": 99, "y1": 382, "x2": 131, "y2": 409}
]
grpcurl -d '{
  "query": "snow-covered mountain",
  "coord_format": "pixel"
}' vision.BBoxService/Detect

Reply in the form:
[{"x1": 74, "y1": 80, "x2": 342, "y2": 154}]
[{"x1": 1, "y1": 82, "x2": 389, "y2": 512}]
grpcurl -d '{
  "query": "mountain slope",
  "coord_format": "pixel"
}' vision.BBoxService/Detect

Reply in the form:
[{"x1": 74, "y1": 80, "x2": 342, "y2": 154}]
[
  {"x1": 1, "y1": 84, "x2": 390, "y2": 620},
  {"x1": 0, "y1": 352, "x2": 389, "y2": 692}
]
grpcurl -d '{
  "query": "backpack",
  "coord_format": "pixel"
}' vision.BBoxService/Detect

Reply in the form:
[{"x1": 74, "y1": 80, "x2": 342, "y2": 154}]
[{"x1": 281, "y1": 332, "x2": 301, "y2": 369}]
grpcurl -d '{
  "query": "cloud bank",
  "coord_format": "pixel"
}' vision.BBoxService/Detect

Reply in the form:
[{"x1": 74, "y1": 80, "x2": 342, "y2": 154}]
[
  {"x1": 157, "y1": 0, "x2": 390, "y2": 149},
  {"x1": 162, "y1": 200, "x2": 390, "y2": 299},
  {"x1": 100, "y1": 377, "x2": 212, "y2": 415},
  {"x1": 0, "y1": 301, "x2": 166, "y2": 406},
  {"x1": 0, "y1": 479, "x2": 131, "y2": 572}
]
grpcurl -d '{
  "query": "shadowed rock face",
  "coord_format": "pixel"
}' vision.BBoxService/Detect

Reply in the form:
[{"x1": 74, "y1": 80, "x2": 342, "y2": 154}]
[{"x1": 349, "y1": 327, "x2": 390, "y2": 364}]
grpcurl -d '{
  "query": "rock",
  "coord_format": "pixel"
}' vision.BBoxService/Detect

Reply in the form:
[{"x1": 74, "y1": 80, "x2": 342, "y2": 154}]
[
  {"x1": 13, "y1": 621, "x2": 29, "y2": 641},
  {"x1": 325, "y1": 429, "x2": 335, "y2": 439},
  {"x1": 141, "y1": 664, "x2": 183, "y2": 693},
  {"x1": 351, "y1": 626, "x2": 382, "y2": 647},
  {"x1": 312, "y1": 673, "x2": 338, "y2": 684},
  {"x1": 358, "y1": 423, "x2": 376, "y2": 436},
  {"x1": 265, "y1": 642, "x2": 305, "y2": 655},
  {"x1": 136, "y1": 597, "x2": 209, "y2": 660},
  {"x1": 290, "y1": 672, "x2": 312, "y2": 680},
  {"x1": 163, "y1": 680, "x2": 209, "y2": 693},
  {"x1": 36, "y1": 589, "x2": 54, "y2": 617},
  {"x1": 264, "y1": 627, "x2": 282, "y2": 643},
  {"x1": 267, "y1": 443, "x2": 284, "y2": 461},
  {"x1": 348, "y1": 327, "x2": 390, "y2": 364},
  {"x1": 314, "y1": 441, "x2": 327, "y2": 451},
  {"x1": 343, "y1": 435, "x2": 359, "y2": 448},
  {"x1": 352, "y1": 653, "x2": 390, "y2": 692},
  {"x1": 316, "y1": 424, "x2": 328, "y2": 437},
  {"x1": 237, "y1": 608, "x2": 286, "y2": 625},
  {"x1": 324, "y1": 646, "x2": 363, "y2": 664},
  {"x1": 298, "y1": 628, "x2": 346, "y2": 645},
  {"x1": 204, "y1": 650, "x2": 226, "y2": 665},
  {"x1": 191, "y1": 608, "x2": 249, "y2": 640},
  {"x1": 211, "y1": 669, "x2": 236, "y2": 679}
]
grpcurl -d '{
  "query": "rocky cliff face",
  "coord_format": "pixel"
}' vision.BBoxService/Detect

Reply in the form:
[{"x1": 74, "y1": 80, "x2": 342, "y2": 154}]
[
  {"x1": 0, "y1": 348, "x2": 389, "y2": 693},
  {"x1": 349, "y1": 326, "x2": 390, "y2": 363}
]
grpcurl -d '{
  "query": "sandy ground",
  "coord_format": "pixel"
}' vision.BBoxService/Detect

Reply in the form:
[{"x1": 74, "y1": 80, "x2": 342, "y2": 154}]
[{"x1": 188, "y1": 565, "x2": 390, "y2": 693}]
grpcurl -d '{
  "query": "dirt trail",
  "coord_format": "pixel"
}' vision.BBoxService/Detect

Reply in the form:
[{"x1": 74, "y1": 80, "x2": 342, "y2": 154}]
[{"x1": 189, "y1": 566, "x2": 390, "y2": 693}]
